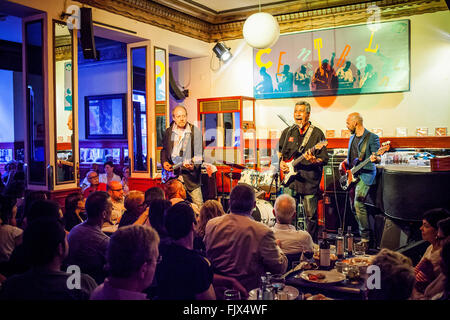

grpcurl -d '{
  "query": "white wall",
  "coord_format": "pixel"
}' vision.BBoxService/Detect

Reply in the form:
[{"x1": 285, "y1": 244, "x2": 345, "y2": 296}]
[
  {"x1": 210, "y1": 11, "x2": 450, "y2": 139},
  {"x1": 0, "y1": 70, "x2": 15, "y2": 142}
]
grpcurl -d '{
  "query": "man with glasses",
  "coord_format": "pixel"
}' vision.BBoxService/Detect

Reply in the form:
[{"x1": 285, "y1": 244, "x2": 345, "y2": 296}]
[
  {"x1": 82, "y1": 171, "x2": 107, "y2": 199},
  {"x1": 161, "y1": 105, "x2": 204, "y2": 209},
  {"x1": 102, "y1": 181, "x2": 126, "y2": 233}
]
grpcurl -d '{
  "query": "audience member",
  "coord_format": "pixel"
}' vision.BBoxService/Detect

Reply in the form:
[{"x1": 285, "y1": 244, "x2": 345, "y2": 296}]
[
  {"x1": 80, "y1": 163, "x2": 99, "y2": 190},
  {"x1": 195, "y1": 200, "x2": 225, "y2": 255},
  {"x1": 367, "y1": 248, "x2": 415, "y2": 300},
  {"x1": 64, "y1": 192, "x2": 86, "y2": 231},
  {"x1": 121, "y1": 166, "x2": 130, "y2": 196},
  {"x1": 118, "y1": 191, "x2": 149, "y2": 228},
  {"x1": 90, "y1": 225, "x2": 160, "y2": 300},
  {"x1": 16, "y1": 190, "x2": 47, "y2": 229},
  {"x1": 144, "y1": 186, "x2": 165, "y2": 206},
  {"x1": 147, "y1": 199, "x2": 172, "y2": 246},
  {"x1": 0, "y1": 218, "x2": 97, "y2": 300},
  {"x1": 99, "y1": 161, "x2": 121, "y2": 185},
  {"x1": 414, "y1": 208, "x2": 450, "y2": 293},
  {"x1": 165, "y1": 179, "x2": 200, "y2": 219},
  {"x1": 156, "y1": 202, "x2": 215, "y2": 300},
  {"x1": 66, "y1": 191, "x2": 111, "y2": 284},
  {"x1": 102, "y1": 181, "x2": 126, "y2": 233},
  {"x1": 27, "y1": 200, "x2": 64, "y2": 225},
  {"x1": 205, "y1": 184, "x2": 287, "y2": 291},
  {"x1": 82, "y1": 171, "x2": 107, "y2": 198},
  {"x1": 271, "y1": 194, "x2": 314, "y2": 255},
  {"x1": 0, "y1": 195, "x2": 22, "y2": 265},
  {"x1": 413, "y1": 217, "x2": 450, "y2": 300}
]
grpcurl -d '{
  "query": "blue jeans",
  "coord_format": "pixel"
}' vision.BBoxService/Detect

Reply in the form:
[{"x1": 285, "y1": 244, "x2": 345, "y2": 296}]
[{"x1": 350, "y1": 179, "x2": 371, "y2": 241}]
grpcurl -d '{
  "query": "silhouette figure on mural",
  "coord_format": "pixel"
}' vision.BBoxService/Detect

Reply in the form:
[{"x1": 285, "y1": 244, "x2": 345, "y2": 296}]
[
  {"x1": 294, "y1": 65, "x2": 311, "y2": 92},
  {"x1": 312, "y1": 53, "x2": 338, "y2": 92},
  {"x1": 359, "y1": 64, "x2": 378, "y2": 90},
  {"x1": 255, "y1": 66, "x2": 274, "y2": 94},
  {"x1": 276, "y1": 65, "x2": 294, "y2": 92},
  {"x1": 337, "y1": 61, "x2": 355, "y2": 88}
]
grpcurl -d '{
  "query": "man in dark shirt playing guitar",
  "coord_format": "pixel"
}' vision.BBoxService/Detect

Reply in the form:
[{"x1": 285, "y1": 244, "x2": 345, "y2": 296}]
[{"x1": 339, "y1": 113, "x2": 381, "y2": 247}]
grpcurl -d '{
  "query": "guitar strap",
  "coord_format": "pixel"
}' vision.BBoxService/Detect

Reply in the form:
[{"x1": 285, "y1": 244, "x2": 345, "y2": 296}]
[
  {"x1": 298, "y1": 124, "x2": 315, "y2": 154},
  {"x1": 358, "y1": 133, "x2": 371, "y2": 161}
]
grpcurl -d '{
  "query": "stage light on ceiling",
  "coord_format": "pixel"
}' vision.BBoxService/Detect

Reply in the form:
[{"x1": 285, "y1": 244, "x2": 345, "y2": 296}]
[
  {"x1": 243, "y1": 11, "x2": 280, "y2": 49},
  {"x1": 212, "y1": 42, "x2": 232, "y2": 62}
]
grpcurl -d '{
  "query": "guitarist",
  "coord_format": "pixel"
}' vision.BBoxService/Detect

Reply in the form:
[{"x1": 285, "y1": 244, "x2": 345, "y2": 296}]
[
  {"x1": 278, "y1": 101, "x2": 328, "y2": 242},
  {"x1": 161, "y1": 105, "x2": 204, "y2": 208},
  {"x1": 339, "y1": 112, "x2": 381, "y2": 247}
]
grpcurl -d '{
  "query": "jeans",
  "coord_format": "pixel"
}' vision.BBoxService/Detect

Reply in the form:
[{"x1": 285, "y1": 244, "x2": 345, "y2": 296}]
[
  {"x1": 187, "y1": 186, "x2": 204, "y2": 209},
  {"x1": 349, "y1": 179, "x2": 371, "y2": 241}
]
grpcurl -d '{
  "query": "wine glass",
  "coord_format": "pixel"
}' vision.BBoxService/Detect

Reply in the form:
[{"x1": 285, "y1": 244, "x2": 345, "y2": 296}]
[
  {"x1": 303, "y1": 251, "x2": 314, "y2": 263},
  {"x1": 224, "y1": 289, "x2": 241, "y2": 300},
  {"x1": 270, "y1": 274, "x2": 286, "y2": 299}
]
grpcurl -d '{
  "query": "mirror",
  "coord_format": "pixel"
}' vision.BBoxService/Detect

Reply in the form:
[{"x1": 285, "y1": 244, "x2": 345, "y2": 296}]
[
  {"x1": 54, "y1": 21, "x2": 74, "y2": 184},
  {"x1": 154, "y1": 47, "x2": 166, "y2": 171},
  {"x1": 25, "y1": 20, "x2": 46, "y2": 185},
  {"x1": 131, "y1": 47, "x2": 148, "y2": 172}
]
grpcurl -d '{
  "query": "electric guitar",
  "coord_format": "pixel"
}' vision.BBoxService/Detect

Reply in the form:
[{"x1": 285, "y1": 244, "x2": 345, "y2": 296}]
[
  {"x1": 281, "y1": 140, "x2": 328, "y2": 186},
  {"x1": 161, "y1": 156, "x2": 203, "y2": 184},
  {"x1": 339, "y1": 141, "x2": 391, "y2": 191}
]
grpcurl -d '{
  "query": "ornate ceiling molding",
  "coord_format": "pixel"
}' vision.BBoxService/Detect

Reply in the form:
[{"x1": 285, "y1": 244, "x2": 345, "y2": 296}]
[{"x1": 76, "y1": 0, "x2": 449, "y2": 43}]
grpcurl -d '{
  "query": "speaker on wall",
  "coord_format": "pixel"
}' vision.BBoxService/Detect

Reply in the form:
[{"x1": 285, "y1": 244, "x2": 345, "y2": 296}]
[{"x1": 80, "y1": 7, "x2": 97, "y2": 60}]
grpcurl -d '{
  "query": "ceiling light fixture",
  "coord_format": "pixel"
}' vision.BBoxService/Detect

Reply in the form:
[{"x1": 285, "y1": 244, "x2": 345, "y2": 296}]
[
  {"x1": 243, "y1": 0, "x2": 280, "y2": 49},
  {"x1": 212, "y1": 42, "x2": 232, "y2": 62}
]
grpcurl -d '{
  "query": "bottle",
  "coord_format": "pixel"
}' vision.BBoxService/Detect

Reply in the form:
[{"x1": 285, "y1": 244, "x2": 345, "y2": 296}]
[
  {"x1": 336, "y1": 228, "x2": 345, "y2": 260},
  {"x1": 345, "y1": 226, "x2": 354, "y2": 257},
  {"x1": 319, "y1": 231, "x2": 330, "y2": 268}
]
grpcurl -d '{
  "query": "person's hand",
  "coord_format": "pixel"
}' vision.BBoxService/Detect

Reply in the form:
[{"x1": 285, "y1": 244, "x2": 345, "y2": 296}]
[
  {"x1": 339, "y1": 160, "x2": 348, "y2": 175},
  {"x1": 304, "y1": 150, "x2": 319, "y2": 164},
  {"x1": 229, "y1": 278, "x2": 249, "y2": 300},
  {"x1": 370, "y1": 153, "x2": 380, "y2": 163},
  {"x1": 280, "y1": 160, "x2": 289, "y2": 173},
  {"x1": 183, "y1": 163, "x2": 194, "y2": 171},
  {"x1": 163, "y1": 162, "x2": 173, "y2": 171}
]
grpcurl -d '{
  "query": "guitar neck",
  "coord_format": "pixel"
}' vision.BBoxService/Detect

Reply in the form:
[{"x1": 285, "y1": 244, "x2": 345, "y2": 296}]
[
  {"x1": 292, "y1": 146, "x2": 315, "y2": 167},
  {"x1": 350, "y1": 157, "x2": 372, "y2": 175}
]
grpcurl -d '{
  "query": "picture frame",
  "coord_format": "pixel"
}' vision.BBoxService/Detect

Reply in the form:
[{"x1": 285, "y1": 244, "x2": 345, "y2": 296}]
[{"x1": 85, "y1": 94, "x2": 127, "y2": 139}]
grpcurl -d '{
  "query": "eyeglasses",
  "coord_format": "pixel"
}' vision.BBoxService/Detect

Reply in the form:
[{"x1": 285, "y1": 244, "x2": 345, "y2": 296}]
[
  {"x1": 88, "y1": 175, "x2": 99, "y2": 180},
  {"x1": 110, "y1": 188, "x2": 123, "y2": 192}
]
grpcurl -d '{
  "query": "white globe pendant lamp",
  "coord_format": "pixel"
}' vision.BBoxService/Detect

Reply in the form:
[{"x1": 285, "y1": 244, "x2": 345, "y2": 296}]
[{"x1": 243, "y1": 11, "x2": 280, "y2": 49}]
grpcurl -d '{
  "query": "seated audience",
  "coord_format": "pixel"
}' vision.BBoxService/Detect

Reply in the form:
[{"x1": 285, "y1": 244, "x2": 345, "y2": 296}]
[
  {"x1": 413, "y1": 217, "x2": 450, "y2": 300},
  {"x1": 63, "y1": 192, "x2": 86, "y2": 232},
  {"x1": 118, "y1": 191, "x2": 149, "y2": 228},
  {"x1": 102, "y1": 181, "x2": 126, "y2": 233},
  {"x1": 26, "y1": 200, "x2": 64, "y2": 226},
  {"x1": 164, "y1": 179, "x2": 200, "y2": 219},
  {"x1": 414, "y1": 208, "x2": 450, "y2": 293},
  {"x1": 147, "y1": 199, "x2": 172, "y2": 246},
  {"x1": 195, "y1": 200, "x2": 225, "y2": 255},
  {"x1": 16, "y1": 190, "x2": 47, "y2": 229},
  {"x1": 205, "y1": 184, "x2": 287, "y2": 291},
  {"x1": 271, "y1": 194, "x2": 314, "y2": 255},
  {"x1": 90, "y1": 225, "x2": 160, "y2": 300},
  {"x1": 144, "y1": 186, "x2": 165, "y2": 206},
  {"x1": 156, "y1": 202, "x2": 215, "y2": 300},
  {"x1": 121, "y1": 166, "x2": 130, "y2": 196},
  {"x1": 65, "y1": 191, "x2": 111, "y2": 284},
  {"x1": 80, "y1": 163, "x2": 99, "y2": 190},
  {"x1": 367, "y1": 248, "x2": 415, "y2": 300},
  {"x1": 99, "y1": 161, "x2": 121, "y2": 185},
  {"x1": 82, "y1": 171, "x2": 107, "y2": 198},
  {"x1": 0, "y1": 218, "x2": 97, "y2": 300},
  {"x1": 0, "y1": 195, "x2": 22, "y2": 265}
]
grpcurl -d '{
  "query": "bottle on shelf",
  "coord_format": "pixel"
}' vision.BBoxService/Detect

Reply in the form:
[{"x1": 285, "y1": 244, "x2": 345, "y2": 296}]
[
  {"x1": 336, "y1": 227, "x2": 345, "y2": 260},
  {"x1": 345, "y1": 226, "x2": 354, "y2": 257},
  {"x1": 258, "y1": 274, "x2": 274, "y2": 300},
  {"x1": 319, "y1": 231, "x2": 331, "y2": 269}
]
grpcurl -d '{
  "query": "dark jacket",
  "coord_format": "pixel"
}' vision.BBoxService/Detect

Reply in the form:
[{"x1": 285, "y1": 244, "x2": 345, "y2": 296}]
[
  {"x1": 278, "y1": 123, "x2": 328, "y2": 195},
  {"x1": 161, "y1": 122, "x2": 203, "y2": 191},
  {"x1": 346, "y1": 129, "x2": 380, "y2": 186}
]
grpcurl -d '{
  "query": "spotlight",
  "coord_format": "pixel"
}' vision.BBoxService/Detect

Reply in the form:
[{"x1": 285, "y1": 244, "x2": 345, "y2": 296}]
[{"x1": 212, "y1": 42, "x2": 232, "y2": 62}]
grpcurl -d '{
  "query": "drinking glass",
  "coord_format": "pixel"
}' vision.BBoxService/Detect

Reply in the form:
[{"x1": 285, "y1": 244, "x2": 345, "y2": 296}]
[
  {"x1": 354, "y1": 243, "x2": 366, "y2": 256},
  {"x1": 224, "y1": 289, "x2": 241, "y2": 300},
  {"x1": 335, "y1": 261, "x2": 348, "y2": 274},
  {"x1": 303, "y1": 251, "x2": 314, "y2": 263}
]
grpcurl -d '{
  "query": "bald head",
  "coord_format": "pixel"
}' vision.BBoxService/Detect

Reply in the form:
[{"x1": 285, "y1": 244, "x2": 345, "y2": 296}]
[
  {"x1": 348, "y1": 112, "x2": 363, "y2": 125},
  {"x1": 274, "y1": 194, "x2": 296, "y2": 224},
  {"x1": 173, "y1": 105, "x2": 187, "y2": 128},
  {"x1": 346, "y1": 112, "x2": 364, "y2": 135},
  {"x1": 108, "y1": 181, "x2": 124, "y2": 202}
]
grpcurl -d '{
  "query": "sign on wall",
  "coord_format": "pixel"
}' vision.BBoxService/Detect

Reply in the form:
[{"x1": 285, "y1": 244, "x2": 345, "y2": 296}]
[{"x1": 253, "y1": 20, "x2": 410, "y2": 99}]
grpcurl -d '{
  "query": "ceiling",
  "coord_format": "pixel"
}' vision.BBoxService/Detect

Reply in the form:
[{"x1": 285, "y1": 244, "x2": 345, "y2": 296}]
[{"x1": 164, "y1": 0, "x2": 296, "y2": 14}]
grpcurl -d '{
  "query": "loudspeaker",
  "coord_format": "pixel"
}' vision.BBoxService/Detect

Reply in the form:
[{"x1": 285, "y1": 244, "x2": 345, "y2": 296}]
[
  {"x1": 323, "y1": 192, "x2": 359, "y2": 233},
  {"x1": 80, "y1": 8, "x2": 97, "y2": 60},
  {"x1": 169, "y1": 67, "x2": 186, "y2": 100}
]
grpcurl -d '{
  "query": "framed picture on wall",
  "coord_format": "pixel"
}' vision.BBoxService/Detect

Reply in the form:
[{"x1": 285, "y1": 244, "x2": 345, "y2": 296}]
[{"x1": 85, "y1": 94, "x2": 127, "y2": 139}]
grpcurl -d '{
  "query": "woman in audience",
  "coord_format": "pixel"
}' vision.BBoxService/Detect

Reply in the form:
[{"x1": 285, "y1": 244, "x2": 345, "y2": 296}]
[
  {"x1": 0, "y1": 195, "x2": 22, "y2": 266},
  {"x1": 413, "y1": 217, "x2": 450, "y2": 299},
  {"x1": 121, "y1": 166, "x2": 130, "y2": 196},
  {"x1": 99, "y1": 161, "x2": 121, "y2": 185},
  {"x1": 118, "y1": 191, "x2": 148, "y2": 228},
  {"x1": 194, "y1": 200, "x2": 224, "y2": 255},
  {"x1": 414, "y1": 208, "x2": 450, "y2": 294},
  {"x1": 64, "y1": 192, "x2": 86, "y2": 231},
  {"x1": 147, "y1": 199, "x2": 172, "y2": 246}
]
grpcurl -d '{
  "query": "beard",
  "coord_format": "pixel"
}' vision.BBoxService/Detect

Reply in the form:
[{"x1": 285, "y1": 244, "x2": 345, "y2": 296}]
[{"x1": 349, "y1": 127, "x2": 356, "y2": 134}]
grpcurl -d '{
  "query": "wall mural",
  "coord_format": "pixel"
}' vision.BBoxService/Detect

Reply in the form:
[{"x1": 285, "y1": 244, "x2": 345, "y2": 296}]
[{"x1": 253, "y1": 20, "x2": 410, "y2": 99}]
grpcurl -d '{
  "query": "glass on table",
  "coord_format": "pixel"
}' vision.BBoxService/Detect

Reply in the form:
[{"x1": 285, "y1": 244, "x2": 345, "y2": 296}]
[
  {"x1": 302, "y1": 250, "x2": 314, "y2": 263},
  {"x1": 354, "y1": 243, "x2": 366, "y2": 256},
  {"x1": 335, "y1": 261, "x2": 349, "y2": 274},
  {"x1": 270, "y1": 274, "x2": 286, "y2": 295},
  {"x1": 224, "y1": 289, "x2": 241, "y2": 300}
]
